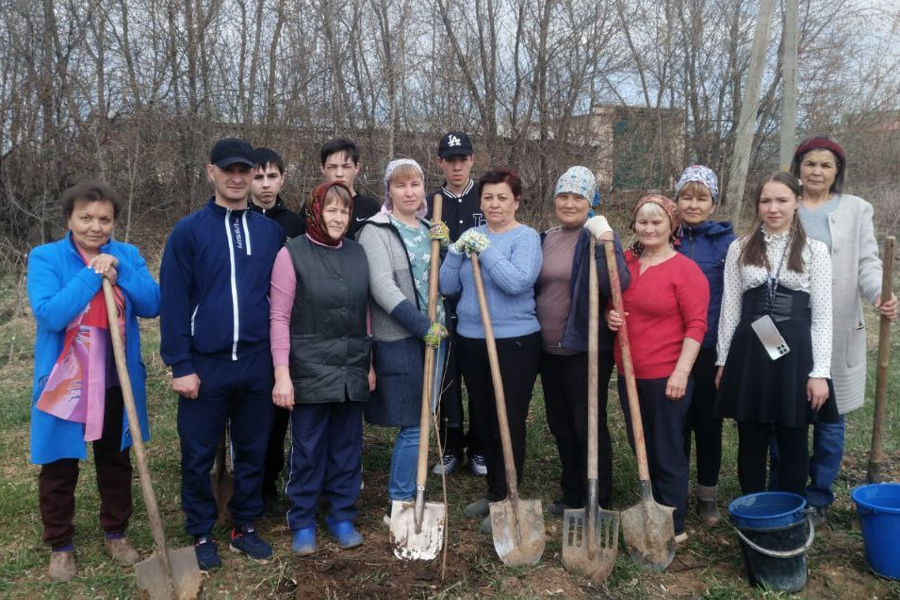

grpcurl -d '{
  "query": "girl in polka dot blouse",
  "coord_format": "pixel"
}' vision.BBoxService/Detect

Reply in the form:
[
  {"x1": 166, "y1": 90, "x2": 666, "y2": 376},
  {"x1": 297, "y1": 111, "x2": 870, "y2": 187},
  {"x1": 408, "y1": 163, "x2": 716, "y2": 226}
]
[{"x1": 713, "y1": 172, "x2": 839, "y2": 498}]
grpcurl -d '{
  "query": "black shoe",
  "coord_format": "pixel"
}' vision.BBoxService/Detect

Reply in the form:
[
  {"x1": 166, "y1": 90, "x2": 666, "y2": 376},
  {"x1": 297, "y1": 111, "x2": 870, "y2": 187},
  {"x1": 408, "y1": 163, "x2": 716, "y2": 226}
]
[
  {"x1": 810, "y1": 505, "x2": 828, "y2": 527},
  {"x1": 548, "y1": 498, "x2": 581, "y2": 516}
]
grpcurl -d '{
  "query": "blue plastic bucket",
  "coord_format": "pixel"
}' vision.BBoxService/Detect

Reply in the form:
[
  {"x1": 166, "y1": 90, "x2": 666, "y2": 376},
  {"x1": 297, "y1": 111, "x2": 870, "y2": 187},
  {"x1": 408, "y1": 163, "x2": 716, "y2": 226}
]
[
  {"x1": 728, "y1": 492, "x2": 813, "y2": 592},
  {"x1": 851, "y1": 483, "x2": 900, "y2": 579}
]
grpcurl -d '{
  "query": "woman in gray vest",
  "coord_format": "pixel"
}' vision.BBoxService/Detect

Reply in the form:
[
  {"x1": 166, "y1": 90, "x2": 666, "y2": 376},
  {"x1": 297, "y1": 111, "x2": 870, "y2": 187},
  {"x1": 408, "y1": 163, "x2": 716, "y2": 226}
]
[
  {"x1": 357, "y1": 158, "x2": 448, "y2": 524},
  {"x1": 269, "y1": 181, "x2": 374, "y2": 556}
]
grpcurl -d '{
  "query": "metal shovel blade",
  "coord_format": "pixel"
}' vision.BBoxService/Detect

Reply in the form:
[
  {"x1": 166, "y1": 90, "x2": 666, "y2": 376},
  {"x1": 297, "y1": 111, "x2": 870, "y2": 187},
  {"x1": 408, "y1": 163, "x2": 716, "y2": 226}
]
[
  {"x1": 621, "y1": 498, "x2": 675, "y2": 571},
  {"x1": 562, "y1": 507, "x2": 620, "y2": 583},
  {"x1": 134, "y1": 546, "x2": 202, "y2": 600},
  {"x1": 389, "y1": 499, "x2": 446, "y2": 561},
  {"x1": 490, "y1": 498, "x2": 545, "y2": 566}
]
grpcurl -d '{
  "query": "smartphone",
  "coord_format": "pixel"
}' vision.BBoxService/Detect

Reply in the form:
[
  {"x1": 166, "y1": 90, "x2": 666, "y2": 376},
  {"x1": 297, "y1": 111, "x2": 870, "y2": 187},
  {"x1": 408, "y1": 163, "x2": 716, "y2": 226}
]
[{"x1": 750, "y1": 315, "x2": 790, "y2": 360}]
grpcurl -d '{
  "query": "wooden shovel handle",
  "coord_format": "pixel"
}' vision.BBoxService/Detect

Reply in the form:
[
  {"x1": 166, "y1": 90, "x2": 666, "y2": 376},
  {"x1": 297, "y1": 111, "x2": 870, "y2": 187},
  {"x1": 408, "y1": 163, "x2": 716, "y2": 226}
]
[
  {"x1": 471, "y1": 252, "x2": 520, "y2": 501},
  {"x1": 868, "y1": 235, "x2": 895, "y2": 480},
  {"x1": 603, "y1": 244, "x2": 651, "y2": 482},
  {"x1": 587, "y1": 238, "x2": 599, "y2": 480},
  {"x1": 415, "y1": 195, "x2": 443, "y2": 488},
  {"x1": 102, "y1": 279, "x2": 175, "y2": 588}
]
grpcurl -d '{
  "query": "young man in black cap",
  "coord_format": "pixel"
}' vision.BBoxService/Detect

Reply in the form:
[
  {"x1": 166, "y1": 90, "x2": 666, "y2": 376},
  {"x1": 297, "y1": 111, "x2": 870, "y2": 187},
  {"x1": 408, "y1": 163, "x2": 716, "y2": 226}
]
[
  {"x1": 428, "y1": 130, "x2": 487, "y2": 477},
  {"x1": 160, "y1": 137, "x2": 283, "y2": 571},
  {"x1": 249, "y1": 147, "x2": 304, "y2": 511},
  {"x1": 319, "y1": 138, "x2": 381, "y2": 237}
]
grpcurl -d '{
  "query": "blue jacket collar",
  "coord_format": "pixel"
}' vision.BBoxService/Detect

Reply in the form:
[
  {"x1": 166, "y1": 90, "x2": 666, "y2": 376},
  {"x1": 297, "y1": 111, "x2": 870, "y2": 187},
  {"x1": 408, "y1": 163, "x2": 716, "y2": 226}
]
[{"x1": 207, "y1": 196, "x2": 250, "y2": 215}]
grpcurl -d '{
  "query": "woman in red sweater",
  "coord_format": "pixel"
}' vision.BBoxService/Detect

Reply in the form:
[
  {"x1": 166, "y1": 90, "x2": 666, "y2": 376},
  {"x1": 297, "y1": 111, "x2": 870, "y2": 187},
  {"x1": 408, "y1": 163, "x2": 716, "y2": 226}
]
[{"x1": 607, "y1": 194, "x2": 709, "y2": 542}]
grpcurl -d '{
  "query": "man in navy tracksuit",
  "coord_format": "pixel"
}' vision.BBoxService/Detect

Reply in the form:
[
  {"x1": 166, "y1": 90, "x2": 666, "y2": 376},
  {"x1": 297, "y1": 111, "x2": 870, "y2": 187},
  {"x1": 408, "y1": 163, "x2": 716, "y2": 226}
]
[{"x1": 160, "y1": 138, "x2": 283, "y2": 570}]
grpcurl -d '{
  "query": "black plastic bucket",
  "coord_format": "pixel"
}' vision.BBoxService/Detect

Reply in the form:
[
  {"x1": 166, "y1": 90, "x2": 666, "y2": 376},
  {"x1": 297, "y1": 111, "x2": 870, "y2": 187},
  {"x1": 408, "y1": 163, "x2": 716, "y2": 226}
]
[{"x1": 729, "y1": 493, "x2": 814, "y2": 592}]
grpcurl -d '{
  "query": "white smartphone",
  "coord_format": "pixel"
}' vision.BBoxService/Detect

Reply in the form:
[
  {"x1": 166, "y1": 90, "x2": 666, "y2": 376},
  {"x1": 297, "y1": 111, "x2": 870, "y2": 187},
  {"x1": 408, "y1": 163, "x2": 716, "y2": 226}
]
[{"x1": 750, "y1": 315, "x2": 790, "y2": 360}]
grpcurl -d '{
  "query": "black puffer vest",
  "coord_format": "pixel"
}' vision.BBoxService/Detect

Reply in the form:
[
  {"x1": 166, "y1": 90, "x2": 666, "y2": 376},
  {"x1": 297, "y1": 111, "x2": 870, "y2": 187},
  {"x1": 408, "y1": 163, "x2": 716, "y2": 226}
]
[{"x1": 286, "y1": 235, "x2": 371, "y2": 403}]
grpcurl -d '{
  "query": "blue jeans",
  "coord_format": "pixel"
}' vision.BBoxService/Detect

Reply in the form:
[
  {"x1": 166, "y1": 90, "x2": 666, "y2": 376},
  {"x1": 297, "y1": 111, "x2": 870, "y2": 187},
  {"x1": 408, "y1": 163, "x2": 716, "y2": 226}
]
[
  {"x1": 388, "y1": 426, "x2": 420, "y2": 501},
  {"x1": 769, "y1": 415, "x2": 845, "y2": 507}
]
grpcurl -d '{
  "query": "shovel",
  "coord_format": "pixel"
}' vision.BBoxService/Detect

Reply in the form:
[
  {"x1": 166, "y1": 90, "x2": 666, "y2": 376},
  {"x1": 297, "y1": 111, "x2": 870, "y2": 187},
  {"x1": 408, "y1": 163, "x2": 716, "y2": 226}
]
[
  {"x1": 603, "y1": 243, "x2": 676, "y2": 571},
  {"x1": 867, "y1": 235, "x2": 895, "y2": 483},
  {"x1": 102, "y1": 280, "x2": 202, "y2": 600},
  {"x1": 390, "y1": 194, "x2": 446, "y2": 560},
  {"x1": 470, "y1": 252, "x2": 545, "y2": 566},
  {"x1": 562, "y1": 236, "x2": 620, "y2": 582}
]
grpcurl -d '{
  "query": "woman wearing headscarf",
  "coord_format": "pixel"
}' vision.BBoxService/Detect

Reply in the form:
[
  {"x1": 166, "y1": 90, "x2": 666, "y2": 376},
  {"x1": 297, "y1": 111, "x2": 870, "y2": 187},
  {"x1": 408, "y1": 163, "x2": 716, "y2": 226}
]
[
  {"x1": 269, "y1": 181, "x2": 374, "y2": 555},
  {"x1": 715, "y1": 172, "x2": 840, "y2": 499},
  {"x1": 27, "y1": 180, "x2": 160, "y2": 581},
  {"x1": 536, "y1": 166, "x2": 629, "y2": 515},
  {"x1": 356, "y1": 159, "x2": 448, "y2": 524},
  {"x1": 607, "y1": 194, "x2": 709, "y2": 542},
  {"x1": 439, "y1": 168, "x2": 543, "y2": 534},
  {"x1": 784, "y1": 136, "x2": 898, "y2": 524},
  {"x1": 674, "y1": 166, "x2": 735, "y2": 525}
]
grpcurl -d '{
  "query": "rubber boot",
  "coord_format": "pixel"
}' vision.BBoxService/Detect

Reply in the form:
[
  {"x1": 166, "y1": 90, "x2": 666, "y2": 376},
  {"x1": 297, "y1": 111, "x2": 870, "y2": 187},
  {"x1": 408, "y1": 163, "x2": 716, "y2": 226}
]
[{"x1": 696, "y1": 484, "x2": 721, "y2": 526}]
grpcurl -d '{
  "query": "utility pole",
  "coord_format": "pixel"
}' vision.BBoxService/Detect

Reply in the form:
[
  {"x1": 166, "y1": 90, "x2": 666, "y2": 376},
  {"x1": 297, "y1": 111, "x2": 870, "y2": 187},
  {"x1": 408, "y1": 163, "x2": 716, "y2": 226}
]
[
  {"x1": 726, "y1": 0, "x2": 777, "y2": 227},
  {"x1": 780, "y1": 0, "x2": 798, "y2": 171}
]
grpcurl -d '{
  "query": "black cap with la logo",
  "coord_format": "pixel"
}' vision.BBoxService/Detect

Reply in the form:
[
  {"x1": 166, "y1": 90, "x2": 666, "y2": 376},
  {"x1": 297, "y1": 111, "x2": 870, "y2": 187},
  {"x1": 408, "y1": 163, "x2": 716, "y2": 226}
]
[{"x1": 438, "y1": 131, "x2": 474, "y2": 159}]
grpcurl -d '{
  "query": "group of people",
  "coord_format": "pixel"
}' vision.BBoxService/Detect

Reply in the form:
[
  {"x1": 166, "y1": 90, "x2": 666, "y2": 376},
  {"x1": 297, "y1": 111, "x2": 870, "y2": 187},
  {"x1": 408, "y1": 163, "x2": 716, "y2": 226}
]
[{"x1": 27, "y1": 130, "x2": 897, "y2": 582}]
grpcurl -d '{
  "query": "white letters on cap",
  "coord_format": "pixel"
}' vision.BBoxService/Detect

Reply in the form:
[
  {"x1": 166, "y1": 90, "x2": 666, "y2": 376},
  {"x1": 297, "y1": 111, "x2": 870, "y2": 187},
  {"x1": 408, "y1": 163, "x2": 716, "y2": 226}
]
[{"x1": 447, "y1": 135, "x2": 461, "y2": 147}]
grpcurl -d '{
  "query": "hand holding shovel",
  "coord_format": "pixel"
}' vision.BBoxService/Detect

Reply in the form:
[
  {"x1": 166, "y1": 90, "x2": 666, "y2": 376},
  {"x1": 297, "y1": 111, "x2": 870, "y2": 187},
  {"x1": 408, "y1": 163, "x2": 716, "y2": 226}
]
[
  {"x1": 390, "y1": 195, "x2": 446, "y2": 560},
  {"x1": 604, "y1": 243, "x2": 676, "y2": 571},
  {"x1": 562, "y1": 236, "x2": 619, "y2": 582},
  {"x1": 470, "y1": 251, "x2": 545, "y2": 566}
]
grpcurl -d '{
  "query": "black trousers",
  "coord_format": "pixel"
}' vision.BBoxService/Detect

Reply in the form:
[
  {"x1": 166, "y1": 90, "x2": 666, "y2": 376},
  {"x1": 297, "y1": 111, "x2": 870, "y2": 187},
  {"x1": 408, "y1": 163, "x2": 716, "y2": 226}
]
[
  {"x1": 737, "y1": 422, "x2": 808, "y2": 497},
  {"x1": 262, "y1": 406, "x2": 291, "y2": 497},
  {"x1": 618, "y1": 376, "x2": 693, "y2": 534},
  {"x1": 438, "y1": 315, "x2": 483, "y2": 459},
  {"x1": 541, "y1": 350, "x2": 614, "y2": 508},
  {"x1": 682, "y1": 348, "x2": 723, "y2": 487},
  {"x1": 458, "y1": 332, "x2": 541, "y2": 501},
  {"x1": 39, "y1": 387, "x2": 133, "y2": 548}
]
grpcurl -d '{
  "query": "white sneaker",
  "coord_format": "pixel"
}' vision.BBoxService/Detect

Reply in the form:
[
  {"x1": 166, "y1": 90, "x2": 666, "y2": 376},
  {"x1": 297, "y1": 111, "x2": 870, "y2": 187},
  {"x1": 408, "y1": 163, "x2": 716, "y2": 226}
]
[
  {"x1": 432, "y1": 454, "x2": 461, "y2": 475},
  {"x1": 469, "y1": 453, "x2": 487, "y2": 476}
]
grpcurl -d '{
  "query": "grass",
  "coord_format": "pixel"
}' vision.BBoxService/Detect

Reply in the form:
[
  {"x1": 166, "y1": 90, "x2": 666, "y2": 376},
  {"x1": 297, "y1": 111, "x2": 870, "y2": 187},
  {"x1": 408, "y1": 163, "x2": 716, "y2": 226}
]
[{"x1": 2, "y1": 291, "x2": 900, "y2": 598}]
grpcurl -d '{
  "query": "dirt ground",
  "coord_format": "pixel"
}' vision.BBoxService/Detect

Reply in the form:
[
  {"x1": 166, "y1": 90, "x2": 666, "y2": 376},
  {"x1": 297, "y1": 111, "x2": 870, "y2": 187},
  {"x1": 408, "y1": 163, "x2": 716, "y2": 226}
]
[{"x1": 201, "y1": 451, "x2": 900, "y2": 600}]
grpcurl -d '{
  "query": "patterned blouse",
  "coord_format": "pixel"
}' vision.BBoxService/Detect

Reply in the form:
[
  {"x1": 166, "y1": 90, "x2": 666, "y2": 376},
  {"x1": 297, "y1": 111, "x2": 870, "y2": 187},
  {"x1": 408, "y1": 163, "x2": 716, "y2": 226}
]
[
  {"x1": 716, "y1": 230, "x2": 833, "y2": 378},
  {"x1": 390, "y1": 215, "x2": 445, "y2": 324}
]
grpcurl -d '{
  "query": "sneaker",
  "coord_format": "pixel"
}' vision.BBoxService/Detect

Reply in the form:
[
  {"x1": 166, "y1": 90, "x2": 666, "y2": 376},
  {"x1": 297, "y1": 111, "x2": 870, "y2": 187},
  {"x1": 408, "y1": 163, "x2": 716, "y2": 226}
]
[
  {"x1": 229, "y1": 525, "x2": 272, "y2": 562},
  {"x1": 194, "y1": 537, "x2": 221, "y2": 571},
  {"x1": 464, "y1": 497, "x2": 491, "y2": 518},
  {"x1": 469, "y1": 453, "x2": 488, "y2": 476},
  {"x1": 327, "y1": 520, "x2": 363, "y2": 549},
  {"x1": 674, "y1": 531, "x2": 688, "y2": 544},
  {"x1": 104, "y1": 536, "x2": 140, "y2": 566},
  {"x1": 810, "y1": 505, "x2": 828, "y2": 527},
  {"x1": 432, "y1": 453, "x2": 461, "y2": 476},
  {"x1": 49, "y1": 549, "x2": 76, "y2": 582},
  {"x1": 479, "y1": 515, "x2": 493, "y2": 534},
  {"x1": 291, "y1": 527, "x2": 316, "y2": 556}
]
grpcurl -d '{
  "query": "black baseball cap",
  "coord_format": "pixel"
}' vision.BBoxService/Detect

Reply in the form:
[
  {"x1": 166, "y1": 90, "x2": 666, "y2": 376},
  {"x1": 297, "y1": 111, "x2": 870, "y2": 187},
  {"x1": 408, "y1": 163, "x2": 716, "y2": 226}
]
[
  {"x1": 438, "y1": 131, "x2": 474, "y2": 159},
  {"x1": 209, "y1": 137, "x2": 256, "y2": 169}
]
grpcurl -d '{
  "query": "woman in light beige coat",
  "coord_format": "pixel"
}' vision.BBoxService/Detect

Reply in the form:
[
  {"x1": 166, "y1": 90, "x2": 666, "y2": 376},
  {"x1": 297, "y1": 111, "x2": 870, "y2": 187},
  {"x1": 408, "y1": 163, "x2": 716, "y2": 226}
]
[{"x1": 785, "y1": 135, "x2": 898, "y2": 524}]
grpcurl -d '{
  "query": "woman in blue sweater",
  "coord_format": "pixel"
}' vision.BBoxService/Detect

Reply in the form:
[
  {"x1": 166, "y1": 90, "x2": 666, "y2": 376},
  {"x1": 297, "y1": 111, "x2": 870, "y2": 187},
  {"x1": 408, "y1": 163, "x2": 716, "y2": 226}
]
[
  {"x1": 439, "y1": 168, "x2": 543, "y2": 534},
  {"x1": 674, "y1": 165, "x2": 735, "y2": 525},
  {"x1": 27, "y1": 181, "x2": 160, "y2": 581}
]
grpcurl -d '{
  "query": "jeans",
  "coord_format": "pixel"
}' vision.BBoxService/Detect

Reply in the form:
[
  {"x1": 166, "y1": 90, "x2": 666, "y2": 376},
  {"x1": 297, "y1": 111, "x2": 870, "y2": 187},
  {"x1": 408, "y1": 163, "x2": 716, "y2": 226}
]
[
  {"x1": 388, "y1": 426, "x2": 420, "y2": 501},
  {"x1": 769, "y1": 415, "x2": 844, "y2": 507}
]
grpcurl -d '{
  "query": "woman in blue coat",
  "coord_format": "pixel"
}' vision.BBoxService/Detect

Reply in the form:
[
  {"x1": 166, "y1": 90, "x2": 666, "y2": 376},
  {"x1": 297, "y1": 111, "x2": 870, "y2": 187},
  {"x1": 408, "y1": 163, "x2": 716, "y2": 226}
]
[
  {"x1": 27, "y1": 181, "x2": 160, "y2": 582},
  {"x1": 674, "y1": 165, "x2": 735, "y2": 526}
]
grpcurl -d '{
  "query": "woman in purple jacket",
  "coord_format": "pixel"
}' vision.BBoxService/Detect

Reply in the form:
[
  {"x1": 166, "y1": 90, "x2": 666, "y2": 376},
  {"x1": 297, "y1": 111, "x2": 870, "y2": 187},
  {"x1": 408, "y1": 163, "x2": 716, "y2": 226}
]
[{"x1": 675, "y1": 165, "x2": 735, "y2": 526}]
